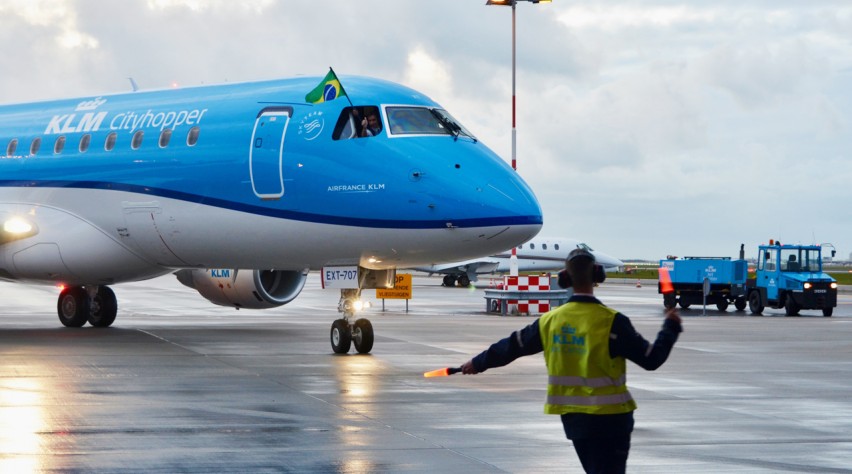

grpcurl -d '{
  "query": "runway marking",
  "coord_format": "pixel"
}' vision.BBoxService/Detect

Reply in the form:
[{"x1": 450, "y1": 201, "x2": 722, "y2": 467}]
[{"x1": 675, "y1": 344, "x2": 722, "y2": 353}]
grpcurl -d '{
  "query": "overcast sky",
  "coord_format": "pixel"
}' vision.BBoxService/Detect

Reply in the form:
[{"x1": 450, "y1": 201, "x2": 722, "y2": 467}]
[{"x1": 1, "y1": 0, "x2": 850, "y2": 260}]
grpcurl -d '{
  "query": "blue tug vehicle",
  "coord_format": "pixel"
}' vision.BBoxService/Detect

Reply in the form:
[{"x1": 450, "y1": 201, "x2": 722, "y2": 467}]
[{"x1": 659, "y1": 241, "x2": 837, "y2": 316}]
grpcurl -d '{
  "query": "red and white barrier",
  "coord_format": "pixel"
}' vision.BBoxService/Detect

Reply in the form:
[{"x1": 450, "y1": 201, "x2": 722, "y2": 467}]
[{"x1": 503, "y1": 275, "x2": 551, "y2": 315}]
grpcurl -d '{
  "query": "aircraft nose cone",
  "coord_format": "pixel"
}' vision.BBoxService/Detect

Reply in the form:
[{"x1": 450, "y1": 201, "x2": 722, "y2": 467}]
[
  {"x1": 472, "y1": 173, "x2": 543, "y2": 248},
  {"x1": 593, "y1": 251, "x2": 624, "y2": 269},
  {"x1": 489, "y1": 172, "x2": 542, "y2": 226}
]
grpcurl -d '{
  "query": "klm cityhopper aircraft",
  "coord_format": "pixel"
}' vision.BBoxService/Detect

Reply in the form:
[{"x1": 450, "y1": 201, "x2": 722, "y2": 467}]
[{"x1": 0, "y1": 75, "x2": 542, "y2": 353}]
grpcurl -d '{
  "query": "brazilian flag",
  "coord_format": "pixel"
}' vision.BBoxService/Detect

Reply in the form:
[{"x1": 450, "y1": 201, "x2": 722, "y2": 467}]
[{"x1": 305, "y1": 68, "x2": 347, "y2": 104}]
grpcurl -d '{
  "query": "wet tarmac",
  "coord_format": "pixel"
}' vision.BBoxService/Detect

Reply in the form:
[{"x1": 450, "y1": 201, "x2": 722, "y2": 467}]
[{"x1": 2, "y1": 274, "x2": 852, "y2": 473}]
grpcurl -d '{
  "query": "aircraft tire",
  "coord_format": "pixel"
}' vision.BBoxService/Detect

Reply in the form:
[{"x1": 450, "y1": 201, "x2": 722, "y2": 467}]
[
  {"x1": 330, "y1": 319, "x2": 352, "y2": 354},
  {"x1": 442, "y1": 275, "x2": 456, "y2": 287},
  {"x1": 57, "y1": 286, "x2": 90, "y2": 328},
  {"x1": 352, "y1": 318, "x2": 374, "y2": 354},
  {"x1": 458, "y1": 275, "x2": 470, "y2": 287},
  {"x1": 89, "y1": 286, "x2": 118, "y2": 327}
]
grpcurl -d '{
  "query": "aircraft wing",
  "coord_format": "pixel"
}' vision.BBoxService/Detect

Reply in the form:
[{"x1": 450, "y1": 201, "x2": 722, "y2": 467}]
[{"x1": 414, "y1": 259, "x2": 501, "y2": 277}]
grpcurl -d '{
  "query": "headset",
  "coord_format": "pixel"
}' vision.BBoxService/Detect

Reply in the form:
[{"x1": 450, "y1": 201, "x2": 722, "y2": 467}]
[{"x1": 557, "y1": 264, "x2": 606, "y2": 289}]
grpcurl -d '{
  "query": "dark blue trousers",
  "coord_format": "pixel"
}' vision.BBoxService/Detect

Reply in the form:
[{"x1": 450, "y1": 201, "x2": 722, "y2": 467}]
[{"x1": 571, "y1": 435, "x2": 631, "y2": 474}]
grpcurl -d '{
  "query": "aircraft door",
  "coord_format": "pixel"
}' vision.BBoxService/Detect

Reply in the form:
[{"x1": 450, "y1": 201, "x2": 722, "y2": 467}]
[{"x1": 250, "y1": 107, "x2": 292, "y2": 200}]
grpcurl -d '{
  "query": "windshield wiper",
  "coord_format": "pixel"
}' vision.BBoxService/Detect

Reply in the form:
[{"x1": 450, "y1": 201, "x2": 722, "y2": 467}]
[{"x1": 430, "y1": 109, "x2": 462, "y2": 141}]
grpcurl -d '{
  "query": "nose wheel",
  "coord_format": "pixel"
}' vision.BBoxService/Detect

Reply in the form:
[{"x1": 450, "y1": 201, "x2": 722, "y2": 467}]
[
  {"x1": 352, "y1": 318, "x2": 374, "y2": 354},
  {"x1": 331, "y1": 289, "x2": 375, "y2": 354},
  {"x1": 330, "y1": 319, "x2": 352, "y2": 354},
  {"x1": 330, "y1": 318, "x2": 374, "y2": 354}
]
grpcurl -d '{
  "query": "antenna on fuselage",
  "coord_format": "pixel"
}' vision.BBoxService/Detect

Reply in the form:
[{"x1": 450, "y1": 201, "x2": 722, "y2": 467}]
[{"x1": 128, "y1": 77, "x2": 139, "y2": 92}]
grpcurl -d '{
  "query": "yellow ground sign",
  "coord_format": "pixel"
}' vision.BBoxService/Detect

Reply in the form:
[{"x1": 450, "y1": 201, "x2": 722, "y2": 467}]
[{"x1": 376, "y1": 273, "x2": 412, "y2": 299}]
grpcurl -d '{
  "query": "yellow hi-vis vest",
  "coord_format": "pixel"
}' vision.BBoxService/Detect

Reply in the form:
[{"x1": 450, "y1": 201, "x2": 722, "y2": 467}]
[{"x1": 539, "y1": 301, "x2": 637, "y2": 415}]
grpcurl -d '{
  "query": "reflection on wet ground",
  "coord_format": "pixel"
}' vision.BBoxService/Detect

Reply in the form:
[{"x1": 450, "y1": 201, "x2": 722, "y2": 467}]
[{"x1": 1, "y1": 275, "x2": 851, "y2": 472}]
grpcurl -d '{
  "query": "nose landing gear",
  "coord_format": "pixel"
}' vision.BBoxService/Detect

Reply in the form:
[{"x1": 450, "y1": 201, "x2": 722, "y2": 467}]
[{"x1": 330, "y1": 288, "x2": 375, "y2": 354}]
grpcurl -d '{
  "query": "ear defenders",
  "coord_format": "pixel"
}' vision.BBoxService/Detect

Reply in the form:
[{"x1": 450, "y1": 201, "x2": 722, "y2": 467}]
[{"x1": 557, "y1": 265, "x2": 607, "y2": 289}]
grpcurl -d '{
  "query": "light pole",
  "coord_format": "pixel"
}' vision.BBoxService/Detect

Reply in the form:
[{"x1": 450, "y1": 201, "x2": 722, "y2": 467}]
[{"x1": 486, "y1": 0, "x2": 551, "y2": 276}]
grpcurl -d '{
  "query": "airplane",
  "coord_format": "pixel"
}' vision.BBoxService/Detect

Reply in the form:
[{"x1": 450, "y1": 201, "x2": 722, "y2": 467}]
[
  {"x1": 413, "y1": 237, "x2": 623, "y2": 287},
  {"x1": 0, "y1": 74, "x2": 542, "y2": 354}
]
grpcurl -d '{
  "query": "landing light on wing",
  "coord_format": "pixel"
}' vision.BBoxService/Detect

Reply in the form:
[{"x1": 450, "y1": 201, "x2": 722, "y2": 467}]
[
  {"x1": 3, "y1": 217, "x2": 34, "y2": 234},
  {"x1": 4, "y1": 218, "x2": 32, "y2": 234}
]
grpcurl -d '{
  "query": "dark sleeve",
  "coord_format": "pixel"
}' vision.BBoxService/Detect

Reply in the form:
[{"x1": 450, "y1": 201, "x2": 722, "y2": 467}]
[
  {"x1": 471, "y1": 320, "x2": 544, "y2": 373},
  {"x1": 609, "y1": 314, "x2": 681, "y2": 371}
]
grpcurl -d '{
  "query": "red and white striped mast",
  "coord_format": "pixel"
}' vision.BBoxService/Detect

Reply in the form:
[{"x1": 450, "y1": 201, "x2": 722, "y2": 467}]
[{"x1": 486, "y1": 0, "x2": 550, "y2": 276}]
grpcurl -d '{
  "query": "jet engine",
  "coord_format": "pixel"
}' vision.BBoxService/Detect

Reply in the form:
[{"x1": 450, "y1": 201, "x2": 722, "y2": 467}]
[{"x1": 174, "y1": 268, "x2": 308, "y2": 309}]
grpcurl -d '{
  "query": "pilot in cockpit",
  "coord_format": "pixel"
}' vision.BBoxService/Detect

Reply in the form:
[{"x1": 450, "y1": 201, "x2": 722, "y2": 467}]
[
  {"x1": 333, "y1": 106, "x2": 383, "y2": 140},
  {"x1": 360, "y1": 109, "x2": 382, "y2": 137}
]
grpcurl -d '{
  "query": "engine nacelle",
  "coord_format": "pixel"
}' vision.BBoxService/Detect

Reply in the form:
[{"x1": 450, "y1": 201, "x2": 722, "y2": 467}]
[{"x1": 174, "y1": 268, "x2": 308, "y2": 309}]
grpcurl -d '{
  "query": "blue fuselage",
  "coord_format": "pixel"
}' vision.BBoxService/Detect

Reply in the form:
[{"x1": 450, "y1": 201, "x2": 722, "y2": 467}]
[{"x1": 0, "y1": 76, "x2": 542, "y2": 285}]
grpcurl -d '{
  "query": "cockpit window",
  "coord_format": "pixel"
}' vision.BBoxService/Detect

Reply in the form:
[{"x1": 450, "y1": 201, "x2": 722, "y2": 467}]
[
  {"x1": 333, "y1": 106, "x2": 382, "y2": 140},
  {"x1": 578, "y1": 243, "x2": 595, "y2": 252},
  {"x1": 385, "y1": 106, "x2": 475, "y2": 140}
]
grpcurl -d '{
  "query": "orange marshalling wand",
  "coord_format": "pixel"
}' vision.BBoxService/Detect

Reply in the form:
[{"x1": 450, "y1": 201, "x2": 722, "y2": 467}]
[
  {"x1": 658, "y1": 267, "x2": 674, "y2": 294},
  {"x1": 423, "y1": 367, "x2": 462, "y2": 378}
]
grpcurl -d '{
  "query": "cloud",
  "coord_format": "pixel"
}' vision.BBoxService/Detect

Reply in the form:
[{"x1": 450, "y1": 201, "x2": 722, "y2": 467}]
[
  {"x1": 695, "y1": 40, "x2": 830, "y2": 109},
  {"x1": 0, "y1": 1, "x2": 849, "y2": 258},
  {"x1": 0, "y1": 0, "x2": 98, "y2": 50},
  {"x1": 557, "y1": 4, "x2": 719, "y2": 31},
  {"x1": 403, "y1": 47, "x2": 453, "y2": 101}
]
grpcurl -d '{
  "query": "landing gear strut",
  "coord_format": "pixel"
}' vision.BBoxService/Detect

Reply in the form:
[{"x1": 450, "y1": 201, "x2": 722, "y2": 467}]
[
  {"x1": 57, "y1": 285, "x2": 118, "y2": 328},
  {"x1": 330, "y1": 288, "x2": 375, "y2": 354}
]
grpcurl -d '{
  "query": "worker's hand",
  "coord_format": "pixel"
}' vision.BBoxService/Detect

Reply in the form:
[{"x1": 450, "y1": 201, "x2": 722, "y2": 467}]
[
  {"x1": 664, "y1": 307, "x2": 682, "y2": 325},
  {"x1": 461, "y1": 359, "x2": 479, "y2": 375}
]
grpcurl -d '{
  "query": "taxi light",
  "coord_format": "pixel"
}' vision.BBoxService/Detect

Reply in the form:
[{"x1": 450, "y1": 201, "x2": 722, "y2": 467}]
[
  {"x1": 830, "y1": 282, "x2": 838, "y2": 289},
  {"x1": 804, "y1": 282, "x2": 812, "y2": 290}
]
